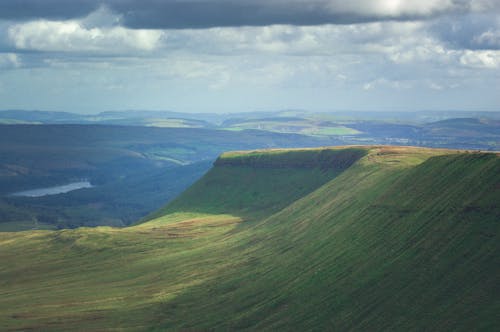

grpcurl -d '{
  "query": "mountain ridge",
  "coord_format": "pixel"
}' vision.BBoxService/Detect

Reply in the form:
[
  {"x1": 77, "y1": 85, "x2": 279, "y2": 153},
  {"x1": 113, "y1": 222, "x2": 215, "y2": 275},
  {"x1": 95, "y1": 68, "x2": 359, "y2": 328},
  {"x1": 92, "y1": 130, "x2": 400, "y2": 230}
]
[{"x1": 0, "y1": 145, "x2": 498, "y2": 330}]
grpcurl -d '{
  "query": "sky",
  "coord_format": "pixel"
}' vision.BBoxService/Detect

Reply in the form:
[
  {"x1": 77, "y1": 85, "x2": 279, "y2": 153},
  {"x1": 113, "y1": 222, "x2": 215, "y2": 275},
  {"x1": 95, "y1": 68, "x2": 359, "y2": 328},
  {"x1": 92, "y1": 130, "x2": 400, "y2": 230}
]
[{"x1": 0, "y1": 0, "x2": 499, "y2": 114}]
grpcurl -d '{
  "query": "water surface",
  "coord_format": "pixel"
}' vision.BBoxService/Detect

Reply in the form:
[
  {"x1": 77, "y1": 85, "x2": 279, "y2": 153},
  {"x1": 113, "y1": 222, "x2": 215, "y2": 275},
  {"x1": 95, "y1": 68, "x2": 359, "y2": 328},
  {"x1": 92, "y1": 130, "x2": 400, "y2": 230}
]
[{"x1": 11, "y1": 181, "x2": 93, "y2": 197}]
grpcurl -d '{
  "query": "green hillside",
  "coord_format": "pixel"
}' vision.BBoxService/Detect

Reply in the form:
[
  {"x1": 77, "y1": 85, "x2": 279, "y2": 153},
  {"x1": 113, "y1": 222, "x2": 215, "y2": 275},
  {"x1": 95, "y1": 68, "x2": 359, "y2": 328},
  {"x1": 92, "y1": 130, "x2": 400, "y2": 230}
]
[
  {"x1": 147, "y1": 147, "x2": 366, "y2": 221},
  {"x1": 0, "y1": 146, "x2": 499, "y2": 331}
]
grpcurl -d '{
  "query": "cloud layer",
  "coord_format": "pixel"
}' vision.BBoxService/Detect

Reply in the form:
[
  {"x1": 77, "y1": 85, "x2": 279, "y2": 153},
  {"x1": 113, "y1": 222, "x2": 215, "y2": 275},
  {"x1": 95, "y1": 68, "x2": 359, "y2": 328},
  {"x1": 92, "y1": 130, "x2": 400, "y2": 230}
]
[
  {"x1": 0, "y1": 0, "x2": 498, "y2": 113},
  {"x1": 1, "y1": 0, "x2": 500, "y2": 28}
]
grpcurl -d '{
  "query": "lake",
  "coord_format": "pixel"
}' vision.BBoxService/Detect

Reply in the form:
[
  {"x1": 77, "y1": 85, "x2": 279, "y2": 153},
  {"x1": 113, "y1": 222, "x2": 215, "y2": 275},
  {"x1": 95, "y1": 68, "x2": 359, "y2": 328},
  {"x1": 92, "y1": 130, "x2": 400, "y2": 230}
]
[{"x1": 10, "y1": 181, "x2": 93, "y2": 197}]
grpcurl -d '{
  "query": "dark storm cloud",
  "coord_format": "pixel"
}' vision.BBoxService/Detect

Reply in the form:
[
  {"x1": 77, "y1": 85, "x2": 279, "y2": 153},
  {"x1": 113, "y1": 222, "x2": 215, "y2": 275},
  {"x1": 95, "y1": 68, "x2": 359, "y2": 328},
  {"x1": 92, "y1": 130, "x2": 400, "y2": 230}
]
[
  {"x1": 109, "y1": 1, "x2": 380, "y2": 29},
  {"x1": 0, "y1": 0, "x2": 98, "y2": 21},
  {"x1": 2, "y1": 0, "x2": 497, "y2": 29},
  {"x1": 0, "y1": 0, "x2": 374, "y2": 28}
]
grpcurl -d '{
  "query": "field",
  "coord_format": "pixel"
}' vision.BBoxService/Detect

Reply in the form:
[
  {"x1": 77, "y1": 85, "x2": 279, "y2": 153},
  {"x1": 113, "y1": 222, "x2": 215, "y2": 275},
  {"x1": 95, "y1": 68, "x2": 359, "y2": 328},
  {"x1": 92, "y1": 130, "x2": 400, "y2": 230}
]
[{"x1": 0, "y1": 146, "x2": 498, "y2": 330}]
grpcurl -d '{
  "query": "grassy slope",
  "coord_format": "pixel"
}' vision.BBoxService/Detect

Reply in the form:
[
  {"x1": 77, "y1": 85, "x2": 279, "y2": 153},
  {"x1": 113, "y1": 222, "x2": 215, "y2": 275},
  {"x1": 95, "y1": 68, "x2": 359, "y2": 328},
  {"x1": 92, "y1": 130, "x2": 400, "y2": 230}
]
[
  {"x1": 147, "y1": 147, "x2": 366, "y2": 221},
  {"x1": 0, "y1": 146, "x2": 499, "y2": 331}
]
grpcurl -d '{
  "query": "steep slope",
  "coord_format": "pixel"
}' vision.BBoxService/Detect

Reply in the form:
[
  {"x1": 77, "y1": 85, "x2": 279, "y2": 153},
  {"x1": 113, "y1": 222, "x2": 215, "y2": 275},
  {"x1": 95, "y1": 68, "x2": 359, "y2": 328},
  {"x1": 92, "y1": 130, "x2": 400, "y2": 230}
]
[
  {"x1": 147, "y1": 147, "x2": 366, "y2": 221},
  {"x1": 0, "y1": 146, "x2": 498, "y2": 331}
]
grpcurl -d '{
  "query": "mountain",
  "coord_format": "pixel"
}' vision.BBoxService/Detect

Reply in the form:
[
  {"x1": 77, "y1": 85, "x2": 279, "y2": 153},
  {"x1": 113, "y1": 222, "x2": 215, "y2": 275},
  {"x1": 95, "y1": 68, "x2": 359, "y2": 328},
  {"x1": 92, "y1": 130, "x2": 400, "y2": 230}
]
[{"x1": 0, "y1": 146, "x2": 498, "y2": 330}]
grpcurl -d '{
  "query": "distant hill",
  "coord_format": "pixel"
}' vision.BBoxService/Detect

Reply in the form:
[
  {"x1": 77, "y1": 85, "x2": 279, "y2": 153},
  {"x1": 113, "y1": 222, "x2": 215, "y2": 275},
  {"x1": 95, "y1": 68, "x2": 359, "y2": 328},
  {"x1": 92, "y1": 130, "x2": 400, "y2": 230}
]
[
  {"x1": 2, "y1": 109, "x2": 500, "y2": 126},
  {"x1": 1, "y1": 109, "x2": 499, "y2": 150},
  {"x1": 1, "y1": 146, "x2": 498, "y2": 330},
  {"x1": 424, "y1": 117, "x2": 500, "y2": 137},
  {"x1": 0, "y1": 110, "x2": 218, "y2": 128}
]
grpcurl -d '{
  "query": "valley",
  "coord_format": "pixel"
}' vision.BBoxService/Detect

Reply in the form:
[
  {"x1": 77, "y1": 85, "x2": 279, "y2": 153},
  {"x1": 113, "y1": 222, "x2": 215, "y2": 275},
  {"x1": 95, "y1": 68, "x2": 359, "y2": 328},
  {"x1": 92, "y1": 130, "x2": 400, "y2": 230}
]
[
  {"x1": 0, "y1": 124, "x2": 335, "y2": 229},
  {"x1": 1, "y1": 110, "x2": 499, "y2": 231}
]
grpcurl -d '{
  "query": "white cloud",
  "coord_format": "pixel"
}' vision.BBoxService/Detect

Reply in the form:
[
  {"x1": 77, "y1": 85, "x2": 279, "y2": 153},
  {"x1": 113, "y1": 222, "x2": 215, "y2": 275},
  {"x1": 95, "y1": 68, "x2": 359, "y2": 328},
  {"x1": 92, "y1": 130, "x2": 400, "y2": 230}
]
[
  {"x1": 81, "y1": 5, "x2": 122, "y2": 29},
  {"x1": 4, "y1": 5, "x2": 165, "y2": 54},
  {"x1": 385, "y1": 36, "x2": 455, "y2": 64},
  {"x1": 362, "y1": 77, "x2": 412, "y2": 91},
  {"x1": 459, "y1": 49, "x2": 500, "y2": 68},
  {"x1": 158, "y1": 22, "x2": 426, "y2": 57},
  {"x1": 159, "y1": 25, "x2": 324, "y2": 56},
  {"x1": 8, "y1": 19, "x2": 163, "y2": 53}
]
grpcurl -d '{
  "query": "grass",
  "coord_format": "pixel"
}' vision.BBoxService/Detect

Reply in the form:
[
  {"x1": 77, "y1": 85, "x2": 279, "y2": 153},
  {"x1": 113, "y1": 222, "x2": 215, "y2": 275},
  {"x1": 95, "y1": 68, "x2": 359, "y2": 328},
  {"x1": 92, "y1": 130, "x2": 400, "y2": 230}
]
[
  {"x1": 0, "y1": 220, "x2": 56, "y2": 232},
  {"x1": 301, "y1": 125, "x2": 361, "y2": 136},
  {"x1": 0, "y1": 146, "x2": 498, "y2": 330}
]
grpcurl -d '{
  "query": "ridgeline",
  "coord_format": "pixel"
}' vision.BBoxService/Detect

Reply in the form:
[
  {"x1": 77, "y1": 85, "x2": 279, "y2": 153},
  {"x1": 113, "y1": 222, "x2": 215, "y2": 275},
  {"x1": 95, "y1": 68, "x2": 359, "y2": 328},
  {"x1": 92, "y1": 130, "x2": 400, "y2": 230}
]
[{"x1": 0, "y1": 146, "x2": 498, "y2": 330}]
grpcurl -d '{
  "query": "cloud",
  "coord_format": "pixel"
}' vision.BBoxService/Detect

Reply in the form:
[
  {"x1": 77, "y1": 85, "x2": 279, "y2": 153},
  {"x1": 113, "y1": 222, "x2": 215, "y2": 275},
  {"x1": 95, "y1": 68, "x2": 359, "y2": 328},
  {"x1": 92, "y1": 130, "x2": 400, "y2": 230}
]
[
  {"x1": 6, "y1": 16, "x2": 499, "y2": 75},
  {"x1": 474, "y1": 28, "x2": 500, "y2": 49},
  {"x1": 0, "y1": 1, "x2": 499, "y2": 113},
  {"x1": 88, "y1": 1, "x2": 500, "y2": 29},
  {"x1": 326, "y1": 0, "x2": 457, "y2": 18},
  {"x1": 7, "y1": 16, "x2": 163, "y2": 53},
  {"x1": 430, "y1": 13, "x2": 500, "y2": 50},
  {"x1": 3, "y1": 16, "x2": 424, "y2": 57},
  {"x1": 0, "y1": 0, "x2": 98, "y2": 21},
  {"x1": 1, "y1": 0, "x2": 499, "y2": 29},
  {"x1": 0, "y1": 52, "x2": 20, "y2": 68},
  {"x1": 160, "y1": 22, "x2": 427, "y2": 57},
  {"x1": 459, "y1": 49, "x2": 500, "y2": 67},
  {"x1": 362, "y1": 77, "x2": 412, "y2": 91}
]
